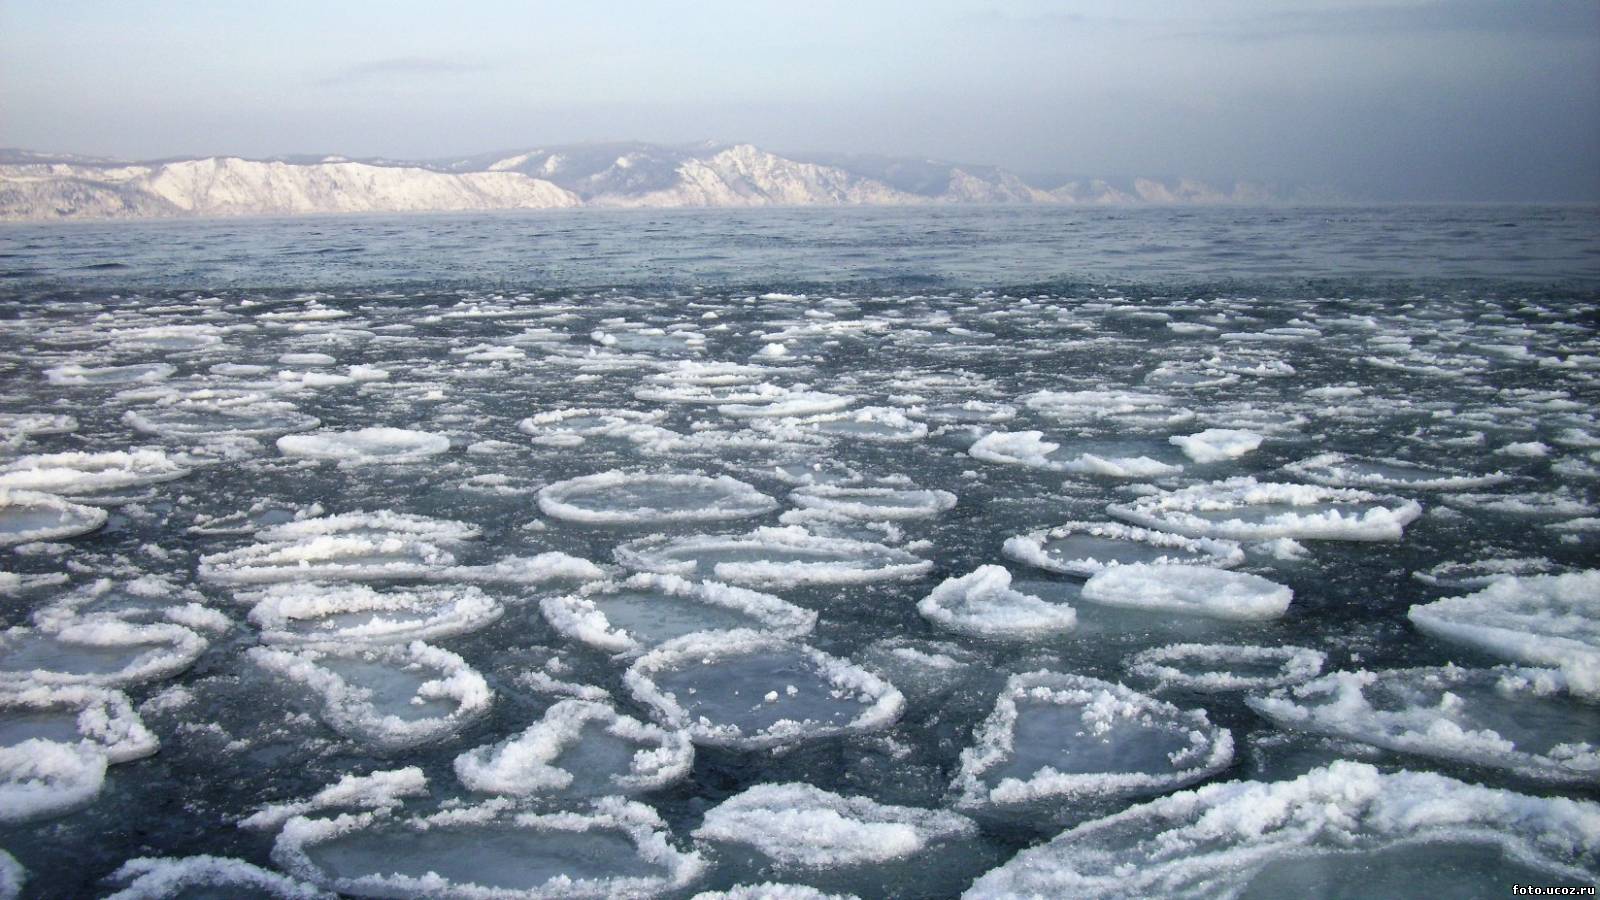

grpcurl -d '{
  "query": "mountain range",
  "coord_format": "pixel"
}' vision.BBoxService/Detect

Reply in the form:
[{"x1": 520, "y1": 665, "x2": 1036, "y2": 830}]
[{"x1": 0, "y1": 142, "x2": 1330, "y2": 221}]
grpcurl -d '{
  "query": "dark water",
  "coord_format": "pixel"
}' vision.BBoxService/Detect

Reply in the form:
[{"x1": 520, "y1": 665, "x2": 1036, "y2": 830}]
[
  {"x1": 2, "y1": 204, "x2": 1598, "y2": 292},
  {"x1": 0, "y1": 206, "x2": 1596, "y2": 898}
]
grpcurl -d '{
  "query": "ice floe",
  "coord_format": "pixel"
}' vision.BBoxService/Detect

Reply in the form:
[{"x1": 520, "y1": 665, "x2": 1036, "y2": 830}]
[
  {"x1": 277, "y1": 427, "x2": 450, "y2": 464},
  {"x1": 0, "y1": 449, "x2": 190, "y2": 496},
  {"x1": 454, "y1": 698, "x2": 693, "y2": 798},
  {"x1": 0, "y1": 684, "x2": 158, "y2": 822},
  {"x1": 0, "y1": 684, "x2": 157, "y2": 761},
  {"x1": 787, "y1": 484, "x2": 957, "y2": 521},
  {"x1": 719, "y1": 389, "x2": 855, "y2": 419},
  {"x1": 1109, "y1": 477, "x2": 1422, "y2": 541},
  {"x1": 0, "y1": 851, "x2": 19, "y2": 900},
  {"x1": 0, "y1": 490, "x2": 107, "y2": 545},
  {"x1": 693, "y1": 886, "x2": 855, "y2": 900},
  {"x1": 29, "y1": 577, "x2": 216, "y2": 635},
  {"x1": 1081, "y1": 563, "x2": 1293, "y2": 621},
  {"x1": 1408, "y1": 571, "x2": 1600, "y2": 697},
  {"x1": 0, "y1": 413, "x2": 77, "y2": 443},
  {"x1": 1143, "y1": 364, "x2": 1236, "y2": 389},
  {"x1": 625, "y1": 631, "x2": 903, "y2": 749},
  {"x1": 125, "y1": 401, "x2": 320, "y2": 439},
  {"x1": 247, "y1": 583, "x2": 504, "y2": 647},
  {"x1": 1248, "y1": 665, "x2": 1599, "y2": 783},
  {"x1": 247, "y1": 641, "x2": 492, "y2": 751},
  {"x1": 1284, "y1": 451, "x2": 1511, "y2": 491},
  {"x1": 1446, "y1": 488, "x2": 1598, "y2": 518},
  {"x1": 201, "y1": 509, "x2": 597, "y2": 587},
  {"x1": 538, "y1": 471, "x2": 778, "y2": 525},
  {"x1": 517, "y1": 408, "x2": 666, "y2": 446},
  {"x1": 968, "y1": 431, "x2": 1183, "y2": 477},
  {"x1": 951, "y1": 671, "x2": 1232, "y2": 810},
  {"x1": 1126, "y1": 643, "x2": 1325, "y2": 692},
  {"x1": 0, "y1": 738, "x2": 105, "y2": 823},
  {"x1": 540, "y1": 573, "x2": 815, "y2": 655},
  {"x1": 770, "y1": 407, "x2": 929, "y2": 443},
  {"x1": 1413, "y1": 556, "x2": 1560, "y2": 589},
  {"x1": 273, "y1": 797, "x2": 705, "y2": 898},
  {"x1": 613, "y1": 527, "x2": 932, "y2": 587},
  {"x1": 693, "y1": 782, "x2": 976, "y2": 867},
  {"x1": 1168, "y1": 428, "x2": 1262, "y2": 463},
  {"x1": 240, "y1": 767, "x2": 429, "y2": 831},
  {"x1": 0, "y1": 619, "x2": 207, "y2": 688},
  {"x1": 103, "y1": 856, "x2": 331, "y2": 899},
  {"x1": 911, "y1": 400, "x2": 1016, "y2": 425},
  {"x1": 199, "y1": 535, "x2": 458, "y2": 584},
  {"x1": 110, "y1": 324, "x2": 226, "y2": 351},
  {"x1": 964, "y1": 761, "x2": 1600, "y2": 898},
  {"x1": 44, "y1": 363, "x2": 175, "y2": 386},
  {"x1": 1024, "y1": 389, "x2": 1181, "y2": 426},
  {"x1": 917, "y1": 566, "x2": 1076, "y2": 640},
  {"x1": 632, "y1": 364, "x2": 783, "y2": 405},
  {"x1": 1002, "y1": 521, "x2": 1243, "y2": 577},
  {"x1": 254, "y1": 510, "x2": 482, "y2": 545},
  {"x1": 856, "y1": 638, "x2": 981, "y2": 702}
]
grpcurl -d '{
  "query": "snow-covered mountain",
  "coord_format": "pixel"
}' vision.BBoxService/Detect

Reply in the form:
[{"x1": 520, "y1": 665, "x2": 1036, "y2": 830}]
[{"x1": 0, "y1": 142, "x2": 1297, "y2": 221}]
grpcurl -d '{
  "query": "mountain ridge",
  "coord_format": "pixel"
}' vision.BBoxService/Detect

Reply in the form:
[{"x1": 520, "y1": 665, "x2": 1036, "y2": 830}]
[{"x1": 0, "y1": 142, "x2": 1330, "y2": 221}]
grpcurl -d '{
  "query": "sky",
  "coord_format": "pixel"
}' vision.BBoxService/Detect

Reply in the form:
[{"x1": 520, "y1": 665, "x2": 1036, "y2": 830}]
[{"x1": 2, "y1": 0, "x2": 1597, "y2": 200}]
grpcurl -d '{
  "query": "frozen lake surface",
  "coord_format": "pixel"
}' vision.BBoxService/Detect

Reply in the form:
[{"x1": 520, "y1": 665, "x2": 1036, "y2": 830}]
[{"x1": 0, "y1": 205, "x2": 1597, "y2": 897}]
